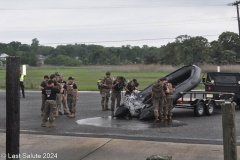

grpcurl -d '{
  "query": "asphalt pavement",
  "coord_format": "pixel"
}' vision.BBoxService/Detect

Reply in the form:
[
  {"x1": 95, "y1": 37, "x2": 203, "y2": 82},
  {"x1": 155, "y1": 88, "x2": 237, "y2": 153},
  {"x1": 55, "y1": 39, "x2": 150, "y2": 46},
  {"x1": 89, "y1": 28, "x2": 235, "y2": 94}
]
[
  {"x1": 0, "y1": 133, "x2": 239, "y2": 160},
  {"x1": 0, "y1": 91, "x2": 240, "y2": 159}
]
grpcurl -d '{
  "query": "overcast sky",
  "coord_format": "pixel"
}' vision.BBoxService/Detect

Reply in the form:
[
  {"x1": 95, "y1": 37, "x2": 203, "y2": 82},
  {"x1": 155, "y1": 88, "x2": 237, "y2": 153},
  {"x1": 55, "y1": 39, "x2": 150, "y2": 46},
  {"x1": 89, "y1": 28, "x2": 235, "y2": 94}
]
[{"x1": 0, "y1": 0, "x2": 239, "y2": 48}]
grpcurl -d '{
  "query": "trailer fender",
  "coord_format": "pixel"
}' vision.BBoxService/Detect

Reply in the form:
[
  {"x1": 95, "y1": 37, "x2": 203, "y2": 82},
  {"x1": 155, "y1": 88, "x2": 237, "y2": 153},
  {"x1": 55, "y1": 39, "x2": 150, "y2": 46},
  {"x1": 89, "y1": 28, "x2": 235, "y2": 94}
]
[
  {"x1": 190, "y1": 99, "x2": 204, "y2": 106},
  {"x1": 204, "y1": 99, "x2": 215, "y2": 106}
]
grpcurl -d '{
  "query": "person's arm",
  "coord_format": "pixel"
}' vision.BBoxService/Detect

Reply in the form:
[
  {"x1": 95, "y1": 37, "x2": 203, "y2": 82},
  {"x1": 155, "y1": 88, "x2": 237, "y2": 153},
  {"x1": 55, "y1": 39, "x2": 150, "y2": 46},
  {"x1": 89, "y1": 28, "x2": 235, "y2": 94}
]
[
  {"x1": 41, "y1": 89, "x2": 45, "y2": 97},
  {"x1": 165, "y1": 85, "x2": 170, "y2": 93},
  {"x1": 39, "y1": 82, "x2": 45, "y2": 90},
  {"x1": 112, "y1": 81, "x2": 118, "y2": 88},
  {"x1": 23, "y1": 76, "x2": 26, "y2": 84},
  {"x1": 75, "y1": 89, "x2": 78, "y2": 100},
  {"x1": 73, "y1": 84, "x2": 78, "y2": 100},
  {"x1": 101, "y1": 78, "x2": 108, "y2": 87},
  {"x1": 124, "y1": 86, "x2": 129, "y2": 92},
  {"x1": 59, "y1": 84, "x2": 63, "y2": 94},
  {"x1": 39, "y1": 86, "x2": 44, "y2": 90}
]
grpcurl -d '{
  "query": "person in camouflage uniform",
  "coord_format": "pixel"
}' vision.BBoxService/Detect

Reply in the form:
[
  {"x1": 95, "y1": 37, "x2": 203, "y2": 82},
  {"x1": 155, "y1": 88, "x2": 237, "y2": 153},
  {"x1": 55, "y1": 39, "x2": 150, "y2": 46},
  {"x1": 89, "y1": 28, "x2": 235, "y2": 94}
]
[
  {"x1": 64, "y1": 77, "x2": 78, "y2": 118},
  {"x1": 151, "y1": 79, "x2": 166, "y2": 122},
  {"x1": 111, "y1": 76, "x2": 128, "y2": 116},
  {"x1": 49, "y1": 74, "x2": 61, "y2": 118},
  {"x1": 99, "y1": 71, "x2": 112, "y2": 111},
  {"x1": 161, "y1": 78, "x2": 169, "y2": 120},
  {"x1": 41, "y1": 80, "x2": 63, "y2": 127},
  {"x1": 59, "y1": 75, "x2": 69, "y2": 115},
  {"x1": 39, "y1": 75, "x2": 49, "y2": 116},
  {"x1": 55, "y1": 72, "x2": 63, "y2": 116},
  {"x1": 164, "y1": 80, "x2": 174, "y2": 120}
]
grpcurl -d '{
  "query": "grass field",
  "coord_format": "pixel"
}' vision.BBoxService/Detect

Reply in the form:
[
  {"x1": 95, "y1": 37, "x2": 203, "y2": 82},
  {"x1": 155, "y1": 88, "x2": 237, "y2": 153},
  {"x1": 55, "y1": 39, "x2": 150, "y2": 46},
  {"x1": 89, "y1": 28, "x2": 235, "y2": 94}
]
[
  {"x1": 0, "y1": 66, "x2": 169, "y2": 91},
  {"x1": 0, "y1": 64, "x2": 238, "y2": 91}
]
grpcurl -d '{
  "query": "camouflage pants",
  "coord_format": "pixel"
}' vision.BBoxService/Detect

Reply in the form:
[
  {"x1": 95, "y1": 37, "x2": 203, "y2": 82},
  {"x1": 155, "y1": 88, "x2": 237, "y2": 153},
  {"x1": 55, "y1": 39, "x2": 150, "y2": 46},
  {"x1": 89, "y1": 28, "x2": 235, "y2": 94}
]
[
  {"x1": 42, "y1": 100, "x2": 56, "y2": 123},
  {"x1": 61, "y1": 94, "x2": 68, "y2": 113},
  {"x1": 153, "y1": 97, "x2": 164, "y2": 119},
  {"x1": 165, "y1": 95, "x2": 173, "y2": 116},
  {"x1": 56, "y1": 94, "x2": 62, "y2": 112},
  {"x1": 41, "y1": 95, "x2": 46, "y2": 112},
  {"x1": 67, "y1": 95, "x2": 76, "y2": 114},
  {"x1": 101, "y1": 89, "x2": 110, "y2": 108},
  {"x1": 111, "y1": 90, "x2": 121, "y2": 111}
]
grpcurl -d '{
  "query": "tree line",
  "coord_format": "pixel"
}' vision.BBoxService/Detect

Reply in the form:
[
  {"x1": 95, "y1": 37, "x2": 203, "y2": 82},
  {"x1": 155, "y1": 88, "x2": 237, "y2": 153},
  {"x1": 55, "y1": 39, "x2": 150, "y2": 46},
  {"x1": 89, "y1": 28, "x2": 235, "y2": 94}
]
[{"x1": 0, "y1": 31, "x2": 239, "y2": 66}]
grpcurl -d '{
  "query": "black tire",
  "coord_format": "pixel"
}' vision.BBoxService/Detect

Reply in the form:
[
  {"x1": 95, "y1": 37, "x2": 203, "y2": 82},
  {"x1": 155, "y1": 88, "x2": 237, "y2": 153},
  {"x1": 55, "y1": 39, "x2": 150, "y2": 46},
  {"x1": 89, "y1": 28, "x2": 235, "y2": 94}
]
[
  {"x1": 194, "y1": 101, "x2": 205, "y2": 117},
  {"x1": 205, "y1": 101, "x2": 215, "y2": 116}
]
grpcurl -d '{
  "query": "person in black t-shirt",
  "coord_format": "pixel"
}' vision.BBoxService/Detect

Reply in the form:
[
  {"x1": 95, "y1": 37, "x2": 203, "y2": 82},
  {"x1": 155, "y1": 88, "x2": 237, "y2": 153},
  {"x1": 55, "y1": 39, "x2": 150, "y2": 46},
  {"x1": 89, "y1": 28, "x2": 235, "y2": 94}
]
[
  {"x1": 41, "y1": 80, "x2": 63, "y2": 127},
  {"x1": 125, "y1": 79, "x2": 139, "y2": 96},
  {"x1": 39, "y1": 75, "x2": 49, "y2": 116},
  {"x1": 110, "y1": 76, "x2": 129, "y2": 116}
]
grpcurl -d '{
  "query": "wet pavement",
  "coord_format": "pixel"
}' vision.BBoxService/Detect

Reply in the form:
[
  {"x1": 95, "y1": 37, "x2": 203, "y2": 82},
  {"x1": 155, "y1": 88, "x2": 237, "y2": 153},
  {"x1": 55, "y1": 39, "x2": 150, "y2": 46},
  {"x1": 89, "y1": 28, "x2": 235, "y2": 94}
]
[
  {"x1": 0, "y1": 91, "x2": 240, "y2": 145},
  {"x1": 76, "y1": 116, "x2": 188, "y2": 130}
]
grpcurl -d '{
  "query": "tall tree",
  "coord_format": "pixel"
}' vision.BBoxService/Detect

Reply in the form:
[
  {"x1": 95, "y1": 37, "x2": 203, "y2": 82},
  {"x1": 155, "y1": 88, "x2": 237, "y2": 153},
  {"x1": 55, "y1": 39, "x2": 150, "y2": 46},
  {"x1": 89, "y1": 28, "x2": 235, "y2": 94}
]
[
  {"x1": 9, "y1": 41, "x2": 21, "y2": 51},
  {"x1": 31, "y1": 38, "x2": 39, "y2": 53}
]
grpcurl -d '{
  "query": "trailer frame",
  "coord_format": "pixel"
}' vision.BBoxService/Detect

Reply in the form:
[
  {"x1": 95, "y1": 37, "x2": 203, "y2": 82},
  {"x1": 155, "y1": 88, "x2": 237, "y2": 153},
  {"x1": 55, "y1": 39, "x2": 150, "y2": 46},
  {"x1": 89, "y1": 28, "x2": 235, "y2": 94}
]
[{"x1": 174, "y1": 91, "x2": 234, "y2": 116}]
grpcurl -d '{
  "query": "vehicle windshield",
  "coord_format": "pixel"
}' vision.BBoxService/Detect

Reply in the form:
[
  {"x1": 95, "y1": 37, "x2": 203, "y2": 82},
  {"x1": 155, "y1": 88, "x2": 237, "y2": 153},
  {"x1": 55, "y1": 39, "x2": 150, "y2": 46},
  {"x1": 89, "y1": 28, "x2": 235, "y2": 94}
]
[{"x1": 208, "y1": 74, "x2": 237, "y2": 83}]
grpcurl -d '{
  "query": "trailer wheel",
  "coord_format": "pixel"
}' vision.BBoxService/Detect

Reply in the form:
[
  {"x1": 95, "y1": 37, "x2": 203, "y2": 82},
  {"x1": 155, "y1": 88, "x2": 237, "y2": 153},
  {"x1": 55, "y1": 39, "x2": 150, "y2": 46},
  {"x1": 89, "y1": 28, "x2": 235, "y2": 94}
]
[
  {"x1": 194, "y1": 101, "x2": 205, "y2": 117},
  {"x1": 205, "y1": 101, "x2": 215, "y2": 116}
]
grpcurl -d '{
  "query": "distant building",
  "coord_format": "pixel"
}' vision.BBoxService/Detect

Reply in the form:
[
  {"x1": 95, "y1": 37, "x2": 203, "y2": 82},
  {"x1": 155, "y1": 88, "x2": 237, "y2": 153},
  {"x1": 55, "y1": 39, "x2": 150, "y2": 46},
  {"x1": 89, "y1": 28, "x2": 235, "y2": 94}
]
[
  {"x1": 0, "y1": 53, "x2": 9, "y2": 60},
  {"x1": 37, "y1": 54, "x2": 46, "y2": 65}
]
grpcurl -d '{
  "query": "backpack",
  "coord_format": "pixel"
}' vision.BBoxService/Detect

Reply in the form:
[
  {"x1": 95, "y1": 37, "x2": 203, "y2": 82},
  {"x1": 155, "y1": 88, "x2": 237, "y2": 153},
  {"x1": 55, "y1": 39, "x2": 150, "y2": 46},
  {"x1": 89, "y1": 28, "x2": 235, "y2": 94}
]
[{"x1": 97, "y1": 78, "x2": 103, "y2": 90}]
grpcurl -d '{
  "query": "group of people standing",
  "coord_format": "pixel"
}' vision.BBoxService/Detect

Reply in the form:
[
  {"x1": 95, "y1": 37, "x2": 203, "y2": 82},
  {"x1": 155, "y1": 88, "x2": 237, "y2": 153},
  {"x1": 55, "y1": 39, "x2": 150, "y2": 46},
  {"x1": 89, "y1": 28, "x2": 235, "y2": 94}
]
[
  {"x1": 22, "y1": 70, "x2": 173, "y2": 125},
  {"x1": 99, "y1": 71, "x2": 139, "y2": 116},
  {"x1": 40, "y1": 73, "x2": 78, "y2": 127},
  {"x1": 152, "y1": 78, "x2": 174, "y2": 122}
]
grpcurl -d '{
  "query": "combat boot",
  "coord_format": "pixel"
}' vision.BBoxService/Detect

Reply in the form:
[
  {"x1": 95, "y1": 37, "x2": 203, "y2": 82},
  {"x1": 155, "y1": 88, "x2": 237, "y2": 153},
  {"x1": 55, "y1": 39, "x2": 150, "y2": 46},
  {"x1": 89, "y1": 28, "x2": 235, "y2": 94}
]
[
  {"x1": 49, "y1": 123, "x2": 56, "y2": 127},
  {"x1": 68, "y1": 113, "x2": 75, "y2": 118},
  {"x1": 163, "y1": 116, "x2": 168, "y2": 120},
  {"x1": 41, "y1": 111, "x2": 45, "y2": 116},
  {"x1": 154, "y1": 117, "x2": 159, "y2": 122},
  {"x1": 168, "y1": 115, "x2": 172, "y2": 120},
  {"x1": 102, "y1": 106, "x2": 106, "y2": 111},
  {"x1": 41, "y1": 122, "x2": 46, "y2": 127}
]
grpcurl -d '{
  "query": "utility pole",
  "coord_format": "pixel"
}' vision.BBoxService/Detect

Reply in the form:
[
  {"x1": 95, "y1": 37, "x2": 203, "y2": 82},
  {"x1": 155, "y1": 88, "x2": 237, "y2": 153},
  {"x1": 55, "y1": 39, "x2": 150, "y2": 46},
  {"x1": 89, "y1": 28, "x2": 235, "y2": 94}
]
[
  {"x1": 228, "y1": 1, "x2": 240, "y2": 37},
  {"x1": 6, "y1": 57, "x2": 20, "y2": 160}
]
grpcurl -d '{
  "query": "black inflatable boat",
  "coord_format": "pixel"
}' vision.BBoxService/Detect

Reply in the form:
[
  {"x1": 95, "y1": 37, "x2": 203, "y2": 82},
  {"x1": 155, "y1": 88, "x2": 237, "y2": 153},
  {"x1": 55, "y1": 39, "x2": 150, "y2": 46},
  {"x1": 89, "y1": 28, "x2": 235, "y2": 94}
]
[{"x1": 114, "y1": 65, "x2": 202, "y2": 120}]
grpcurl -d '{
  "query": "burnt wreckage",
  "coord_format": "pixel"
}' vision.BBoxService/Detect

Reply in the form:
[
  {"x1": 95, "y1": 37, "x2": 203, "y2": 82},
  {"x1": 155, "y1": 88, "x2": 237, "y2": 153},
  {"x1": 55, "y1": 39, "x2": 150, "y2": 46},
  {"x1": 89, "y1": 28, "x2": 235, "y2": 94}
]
[{"x1": 114, "y1": 65, "x2": 202, "y2": 120}]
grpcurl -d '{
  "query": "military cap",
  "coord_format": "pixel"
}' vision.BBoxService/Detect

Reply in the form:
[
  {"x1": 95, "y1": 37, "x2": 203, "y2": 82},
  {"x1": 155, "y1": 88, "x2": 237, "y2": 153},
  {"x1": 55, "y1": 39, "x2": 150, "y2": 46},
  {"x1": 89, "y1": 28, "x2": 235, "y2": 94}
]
[
  {"x1": 44, "y1": 75, "x2": 49, "y2": 79},
  {"x1": 50, "y1": 74, "x2": 56, "y2": 79},
  {"x1": 55, "y1": 72, "x2": 60, "y2": 76},
  {"x1": 68, "y1": 76, "x2": 75, "y2": 80},
  {"x1": 106, "y1": 71, "x2": 111, "y2": 75}
]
